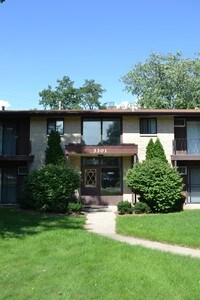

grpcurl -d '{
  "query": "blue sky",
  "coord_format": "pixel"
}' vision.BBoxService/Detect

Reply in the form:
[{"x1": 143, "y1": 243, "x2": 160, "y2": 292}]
[{"x1": 0, "y1": 0, "x2": 199, "y2": 110}]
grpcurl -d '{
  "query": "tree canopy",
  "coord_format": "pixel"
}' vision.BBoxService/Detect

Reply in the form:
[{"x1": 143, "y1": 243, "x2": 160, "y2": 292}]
[
  {"x1": 39, "y1": 76, "x2": 106, "y2": 110},
  {"x1": 121, "y1": 52, "x2": 200, "y2": 109}
]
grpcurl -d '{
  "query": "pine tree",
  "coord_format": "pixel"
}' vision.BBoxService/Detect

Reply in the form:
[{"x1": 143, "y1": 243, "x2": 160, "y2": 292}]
[
  {"x1": 145, "y1": 138, "x2": 155, "y2": 160},
  {"x1": 45, "y1": 131, "x2": 65, "y2": 165},
  {"x1": 153, "y1": 138, "x2": 168, "y2": 163}
]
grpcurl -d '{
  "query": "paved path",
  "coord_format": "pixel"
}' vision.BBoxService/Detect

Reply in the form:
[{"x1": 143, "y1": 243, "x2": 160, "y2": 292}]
[{"x1": 85, "y1": 206, "x2": 200, "y2": 259}]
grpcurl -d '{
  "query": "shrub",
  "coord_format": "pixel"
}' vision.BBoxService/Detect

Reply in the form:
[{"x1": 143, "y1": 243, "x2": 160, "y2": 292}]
[
  {"x1": 67, "y1": 202, "x2": 83, "y2": 214},
  {"x1": 117, "y1": 201, "x2": 133, "y2": 215},
  {"x1": 20, "y1": 164, "x2": 80, "y2": 213},
  {"x1": 125, "y1": 158, "x2": 185, "y2": 213},
  {"x1": 134, "y1": 202, "x2": 151, "y2": 214}
]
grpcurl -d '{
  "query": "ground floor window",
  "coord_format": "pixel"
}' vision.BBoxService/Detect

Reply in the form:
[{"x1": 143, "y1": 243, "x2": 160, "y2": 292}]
[{"x1": 82, "y1": 157, "x2": 122, "y2": 196}]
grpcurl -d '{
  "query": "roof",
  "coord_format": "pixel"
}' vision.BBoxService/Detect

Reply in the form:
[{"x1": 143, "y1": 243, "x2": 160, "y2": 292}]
[{"x1": 1, "y1": 109, "x2": 200, "y2": 117}]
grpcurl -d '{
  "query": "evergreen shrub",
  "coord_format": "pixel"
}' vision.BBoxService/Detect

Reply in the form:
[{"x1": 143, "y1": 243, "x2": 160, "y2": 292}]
[
  {"x1": 67, "y1": 202, "x2": 83, "y2": 214},
  {"x1": 20, "y1": 164, "x2": 80, "y2": 213},
  {"x1": 45, "y1": 130, "x2": 65, "y2": 165},
  {"x1": 117, "y1": 201, "x2": 133, "y2": 215},
  {"x1": 125, "y1": 158, "x2": 185, "y2": 213},
  {"x1": 134, "y1": 202, "x2": 151, "y2": 214}
]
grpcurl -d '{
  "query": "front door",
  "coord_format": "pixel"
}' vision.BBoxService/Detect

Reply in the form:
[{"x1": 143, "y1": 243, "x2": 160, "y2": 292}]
[
  {"x1": 190, "y1": 168, "x2": 200, "y2": 203},
  {"x1": 81, "y1": 157, "x2": 122, "y2": 197},
  {"x1": 82, "y1": 166, "x2": 99, "y2": 196}
]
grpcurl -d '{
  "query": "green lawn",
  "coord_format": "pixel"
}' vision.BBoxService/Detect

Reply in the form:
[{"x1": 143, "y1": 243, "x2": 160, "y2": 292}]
[
  {"x1": 116, "y1": 210, "x2": 200, "y2": 249},
  {"x1": 1, "y1": 208, "x2": 200, "y2": 300}
]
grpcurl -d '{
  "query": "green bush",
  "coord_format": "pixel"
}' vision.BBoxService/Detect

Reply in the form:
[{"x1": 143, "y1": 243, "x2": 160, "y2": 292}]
[
  {"x1": 20, "y1": 164, "x2": 80, "y2": 213},
  {"x1": 117, "y1": 201, "x2": 133, "y2": 215},
  {"x1": 134, "y1": 202, "x2": 151, "y2": 214},
  {"x1": 67, "y1": 202, "x2": 83, "y2": 214},
  {"x1": 125, "y1": 158, "x2": 185, "y2": 213}
]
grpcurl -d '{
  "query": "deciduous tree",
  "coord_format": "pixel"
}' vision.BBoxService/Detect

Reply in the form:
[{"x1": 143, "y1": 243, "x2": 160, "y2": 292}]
[
  {"x1": 122, "y1": 52, "x2": 200, "y2": 109},
  {"x1": 39, "y1": 76, "x2": 106, "y2": 110}
]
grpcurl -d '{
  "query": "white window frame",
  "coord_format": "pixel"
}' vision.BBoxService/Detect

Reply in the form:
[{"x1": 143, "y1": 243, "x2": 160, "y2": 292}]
[{"x1": 177, "y1": 166, "x2": 187, "y2": 175}]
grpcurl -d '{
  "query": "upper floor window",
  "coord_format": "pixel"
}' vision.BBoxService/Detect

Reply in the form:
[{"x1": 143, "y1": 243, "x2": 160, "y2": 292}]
[
  {"x1": 47, "y1": 119, "x2": 64, "y2": 135},
  {"x1": 140, "y1": 118, "x2": 157, "y2": 134},
  {"x1": 82, "y1": 118, "x2": 121, "y2": 145}
]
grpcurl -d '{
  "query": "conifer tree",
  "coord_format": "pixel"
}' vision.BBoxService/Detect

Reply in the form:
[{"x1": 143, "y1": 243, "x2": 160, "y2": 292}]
[
  {"x1": 145, "y1": 138, "x2": 155, "y2": 160},
  {"x1": 45, "y1": 131, "x2": 65, "y2": 165},
  {"x1": 153, "y1": 138, "x2": 168, "y2": 163}
]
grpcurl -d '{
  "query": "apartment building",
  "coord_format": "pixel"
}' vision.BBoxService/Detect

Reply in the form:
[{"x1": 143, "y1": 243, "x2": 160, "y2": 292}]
[{"x1": 0, "y1": 109, "x2": 200, "y2": 206}]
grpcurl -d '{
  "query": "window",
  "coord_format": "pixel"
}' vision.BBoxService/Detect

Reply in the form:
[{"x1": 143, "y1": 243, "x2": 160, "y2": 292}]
[
  {"x1": 82, "y1": 118, "x2": 121, "y2": 145},
  {"x1": 174, "y1": 118, "x2": 185, "y2": 127},
  {"x1": 47, "y1": 119, "x2": 64, "y2": 135},
  {"x1": 18, "y1": 167, "x2": 28, "y2": 175},
  {"x1": 177, "y1": 166, "x2": 187, "y2": 175},
  {"x1": 140, "y1": 118, "x2": 157, "y2": 134}
]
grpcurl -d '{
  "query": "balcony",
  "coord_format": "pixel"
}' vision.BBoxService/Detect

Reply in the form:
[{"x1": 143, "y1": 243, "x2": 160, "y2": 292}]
[
  {"x1": 0, "y1": 138, "x2": 34, "y2": 161},
  {"x1": 172, "y1": 139, "x2": 200, "y2": 161}
]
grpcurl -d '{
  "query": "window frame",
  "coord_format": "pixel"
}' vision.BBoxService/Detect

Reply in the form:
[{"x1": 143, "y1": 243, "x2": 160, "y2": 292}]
[
  {"x1": 47, "y1": 118, "x2": 64, "y2": 135},
  {"x1": 140, "y1": 118, "x2": 157, "y2": 134},
  {"x1": 81, "y1": 117, "x2": 122, "y2": 145}
]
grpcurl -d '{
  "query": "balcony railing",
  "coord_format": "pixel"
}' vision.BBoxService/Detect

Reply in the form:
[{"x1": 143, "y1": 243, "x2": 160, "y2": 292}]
[
  {"x1": 0, "y1": 138, "x2": 32, "y2": 156},
  {"x1": 173, "y1": 139, "x2": 200, "y2": 155}
]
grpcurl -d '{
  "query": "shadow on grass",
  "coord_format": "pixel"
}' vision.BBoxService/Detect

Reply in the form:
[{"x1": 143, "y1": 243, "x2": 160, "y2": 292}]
[{"x1": 0, "y1": 208, "x2": 85, "y2": 239}]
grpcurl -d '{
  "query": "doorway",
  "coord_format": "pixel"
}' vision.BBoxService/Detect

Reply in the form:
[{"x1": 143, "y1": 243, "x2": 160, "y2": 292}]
[
  {"x1": 81, "y1": 157, "x2": 122, "y2": 196},
  {"x1": 190, "y1": 168, "x2": 200, "y2": 203}
]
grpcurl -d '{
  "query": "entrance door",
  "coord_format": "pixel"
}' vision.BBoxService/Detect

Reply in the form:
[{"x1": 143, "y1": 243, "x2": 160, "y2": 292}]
[
  {"x1": 82, "y1": 167, "x2": 99, "y2": 196},
  {"x1": 1, "y1": 169, "x2": 17, "y2": 204},
  {"x1": 190, "y1": 168, "x2": 200, "y2": 203},
  {"x1": 81, "y1": 157, "x2": 122, "y2": 197}
]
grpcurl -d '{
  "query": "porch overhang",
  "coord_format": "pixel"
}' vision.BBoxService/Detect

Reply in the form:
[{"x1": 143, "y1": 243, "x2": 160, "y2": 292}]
[{"x1": 65, "y1": 144, "x2": 138, "y2": 156}]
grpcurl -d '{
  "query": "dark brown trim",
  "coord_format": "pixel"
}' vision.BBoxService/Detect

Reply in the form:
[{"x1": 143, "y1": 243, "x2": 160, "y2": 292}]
[
  {"x1": 0, "y1": 155, "x2": 34, "y2": 162},
  {"x1": 66, "y1": 144, "x2": 138, "y2": 156},
  {"x1": 2, "y1": 109, "x2": 200, "y2": 118},
  {"x1": 171, "y1": 155, "x2": 200, "y2": 161}
]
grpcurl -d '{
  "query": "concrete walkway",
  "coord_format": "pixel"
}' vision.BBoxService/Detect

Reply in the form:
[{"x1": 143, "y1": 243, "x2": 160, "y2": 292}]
[{"x1": 85, "y1": 206, "x2": 200, "y2": 259}]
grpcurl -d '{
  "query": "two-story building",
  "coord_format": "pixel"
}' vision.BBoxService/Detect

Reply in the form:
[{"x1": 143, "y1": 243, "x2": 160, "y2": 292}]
[{"x1": 1, "y1": 108, "x2": 200, "y2": 207}]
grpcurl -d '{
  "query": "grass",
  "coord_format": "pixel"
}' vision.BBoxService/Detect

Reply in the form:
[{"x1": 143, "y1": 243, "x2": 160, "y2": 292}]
[
  {"x1": 1, "y1": 208, "x2": 200, "y2": 300},
  {"x1": 116, "y1": 210, "x2": 200, "y2": 249}
]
